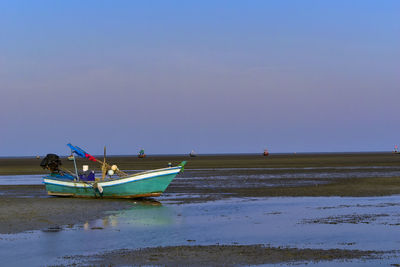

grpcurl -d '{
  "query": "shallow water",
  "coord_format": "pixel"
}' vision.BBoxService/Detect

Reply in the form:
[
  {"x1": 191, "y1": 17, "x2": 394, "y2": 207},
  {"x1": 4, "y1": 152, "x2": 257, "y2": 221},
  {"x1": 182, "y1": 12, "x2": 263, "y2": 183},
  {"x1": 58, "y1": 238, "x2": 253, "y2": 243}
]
[
  {"x1": 2, "y1": 166, "x2": 400, "y2": 186},
  {"x1": 0, "y1": 174, "x2": 44, "y2": 185},
  {"x1": 181, "y1": 166, "x2": 400, "y2": 180},
  {"x1": 1, "y1": 195, "x2": 400, "y2": 266}
]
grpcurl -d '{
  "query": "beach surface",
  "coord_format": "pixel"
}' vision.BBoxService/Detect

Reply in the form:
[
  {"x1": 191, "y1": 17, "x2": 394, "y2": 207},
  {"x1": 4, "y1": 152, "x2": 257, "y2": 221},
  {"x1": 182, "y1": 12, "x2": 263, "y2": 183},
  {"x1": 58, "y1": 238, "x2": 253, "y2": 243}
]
[
  {"x1": 1, "y1": 153, "x2": 400, "y2": 266},
  {"x1": 2, "y1": 153, "x2": 400, "y2": 233},
  {"x1": 1, "y1": 152, "x2": 400, "y2": 175},
  {"x1": 68, "y1": 245, "x2": 383, "y2": 266}
]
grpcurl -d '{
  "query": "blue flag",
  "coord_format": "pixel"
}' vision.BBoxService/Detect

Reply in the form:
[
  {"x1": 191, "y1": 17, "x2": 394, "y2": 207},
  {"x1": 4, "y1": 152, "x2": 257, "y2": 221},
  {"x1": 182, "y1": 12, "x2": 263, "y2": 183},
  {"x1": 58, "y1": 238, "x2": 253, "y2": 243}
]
[
  {"x1": 67, "y1": 143, "x2": 86, "y2": 158},
  {"x1": 67, "y1": 143, "x2": 97, "y2": 162}
]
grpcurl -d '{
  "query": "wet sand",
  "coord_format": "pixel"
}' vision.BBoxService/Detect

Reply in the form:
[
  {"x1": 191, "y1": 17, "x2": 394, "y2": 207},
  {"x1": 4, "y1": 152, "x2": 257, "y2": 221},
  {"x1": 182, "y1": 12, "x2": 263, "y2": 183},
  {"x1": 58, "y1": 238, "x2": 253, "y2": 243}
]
[
  {"x1": 1, "y1": 175, "x2": 400, "y2": 234},
  {"x1": 68, "y1": 245, "x2": 384, "y2": 266},
  {"x1": 1, "y1": 153, "x2": 400, "y2": 265},
  {"x1": 1, "y1": 153, "x2": 400, "y2": 233},
  {"x1": 0, "y1": 189, "x2": 131, "y2": 234},
  {"x1": 1, "y1": 152, "x2": 400, "y2": 175}
]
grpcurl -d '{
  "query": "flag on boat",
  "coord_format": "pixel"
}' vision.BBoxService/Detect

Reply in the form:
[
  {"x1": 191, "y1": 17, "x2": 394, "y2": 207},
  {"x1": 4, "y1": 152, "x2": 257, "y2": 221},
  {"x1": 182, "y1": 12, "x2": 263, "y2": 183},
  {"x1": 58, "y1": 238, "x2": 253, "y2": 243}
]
[{"x1": 67, "y1": 143, "x2": 97, "y2": 162}]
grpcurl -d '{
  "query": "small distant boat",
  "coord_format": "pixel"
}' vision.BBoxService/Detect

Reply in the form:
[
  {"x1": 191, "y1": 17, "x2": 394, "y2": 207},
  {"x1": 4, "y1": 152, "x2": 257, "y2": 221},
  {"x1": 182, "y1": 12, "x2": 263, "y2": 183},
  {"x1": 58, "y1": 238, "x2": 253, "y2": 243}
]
[
  {"x1": 67, "y1": 155, "x2": 74, "y2": 161},
  {"x1": 41, "y1": 144, "x2": 186, "y2": 198},
  {"x1": 263, "y1": 149, "x2": 269, "y2": 156},
  {"x1": 138, "y1": 149, "x2": 146, "y2": 158},
  {"x1": 189, "y1": 150, "x2": 197, "y2": 157},
  {"x1": 393, "y1": 145, "x2": 400, "y2": 154}
]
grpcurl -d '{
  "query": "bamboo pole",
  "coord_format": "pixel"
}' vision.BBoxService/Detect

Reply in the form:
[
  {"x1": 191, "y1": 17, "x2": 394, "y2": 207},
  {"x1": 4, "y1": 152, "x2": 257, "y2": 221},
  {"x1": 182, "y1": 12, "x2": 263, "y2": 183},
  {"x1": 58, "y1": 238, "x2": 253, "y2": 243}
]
[
  {"x1": 97, "y1": 146, "x2": 127, "y2": 179},
  {"x1": 96, "y1": 158, "x2": 127, "y2": 177},
  {"x1": 71, "y1": 150, "x2": 79, "y2": 180}
]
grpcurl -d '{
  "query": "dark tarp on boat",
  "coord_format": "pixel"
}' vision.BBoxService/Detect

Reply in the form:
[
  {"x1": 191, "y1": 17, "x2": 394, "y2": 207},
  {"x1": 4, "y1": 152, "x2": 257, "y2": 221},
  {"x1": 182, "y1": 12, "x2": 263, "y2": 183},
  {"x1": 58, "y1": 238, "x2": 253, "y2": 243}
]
[
  {"x1": 79, "y1": 170, "x2": 95, "y2": 181},
  {"x1": 40, "y1": 154, "x2": 62, "y2": 173}
]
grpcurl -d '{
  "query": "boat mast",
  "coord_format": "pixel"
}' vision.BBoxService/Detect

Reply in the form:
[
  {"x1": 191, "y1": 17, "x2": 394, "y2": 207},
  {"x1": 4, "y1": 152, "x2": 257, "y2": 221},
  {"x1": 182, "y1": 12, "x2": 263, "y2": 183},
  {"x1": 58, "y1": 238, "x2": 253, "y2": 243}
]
[
  {"x1": 70, "y1": 149, "x2": 79, "y2": 181},
  {"x1": 102, "y1": 146, "x2": 107, "y2": 180}
]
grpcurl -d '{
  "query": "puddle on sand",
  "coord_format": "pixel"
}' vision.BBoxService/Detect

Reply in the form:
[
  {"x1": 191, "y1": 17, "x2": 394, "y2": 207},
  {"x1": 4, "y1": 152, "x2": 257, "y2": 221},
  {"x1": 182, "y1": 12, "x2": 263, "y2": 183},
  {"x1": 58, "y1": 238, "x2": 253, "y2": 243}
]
[{"x1": 1, "y1": 196, "x2": 400, "y2": 266}]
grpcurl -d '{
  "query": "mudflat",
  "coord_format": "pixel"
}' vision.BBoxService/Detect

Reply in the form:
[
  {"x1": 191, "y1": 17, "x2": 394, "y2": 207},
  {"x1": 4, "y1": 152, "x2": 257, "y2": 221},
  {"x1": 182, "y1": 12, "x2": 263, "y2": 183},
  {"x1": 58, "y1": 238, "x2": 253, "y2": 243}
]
[
  {"x1": 1, "y1": 175, "x2": 400, "y2": 234},
  {"x1": 1, "y1": 153, "x2": 400, "y2": 266},
  {"x1": 0, "y1": 187, "x2": 131, "y2": 234},
  {"x1": 68, "y1": 245, "x2": 384, "y2": 266},
  {"x1": 1, "y1": 153, "x2": 400, "y2": 234},
  {"x1": 1, "y1": 152, "x2": 400, "y2": 175}
]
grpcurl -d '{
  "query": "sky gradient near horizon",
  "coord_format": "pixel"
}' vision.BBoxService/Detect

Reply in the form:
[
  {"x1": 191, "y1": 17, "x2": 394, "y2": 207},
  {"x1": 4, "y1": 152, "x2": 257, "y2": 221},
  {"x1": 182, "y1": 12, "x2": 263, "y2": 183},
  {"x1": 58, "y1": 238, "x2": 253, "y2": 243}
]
[{"x1": 1, "y1": 1, "x2": 400, "y2": 156}]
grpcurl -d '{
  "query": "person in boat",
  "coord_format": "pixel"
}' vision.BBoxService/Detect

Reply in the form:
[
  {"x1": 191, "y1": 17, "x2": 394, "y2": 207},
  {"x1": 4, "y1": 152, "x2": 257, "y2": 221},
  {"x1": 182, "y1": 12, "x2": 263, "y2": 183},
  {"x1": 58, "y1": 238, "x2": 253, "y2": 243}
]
[{"x1": 79, "y1": 165, "x2": 95, "y2": 181}]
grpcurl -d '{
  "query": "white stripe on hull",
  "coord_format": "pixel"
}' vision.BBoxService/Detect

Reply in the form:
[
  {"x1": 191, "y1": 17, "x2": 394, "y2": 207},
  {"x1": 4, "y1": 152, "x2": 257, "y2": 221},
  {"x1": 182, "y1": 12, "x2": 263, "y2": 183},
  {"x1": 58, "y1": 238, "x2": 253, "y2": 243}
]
[{"x1": 43, "y1": 167, "x2": 181, "y2": 188}]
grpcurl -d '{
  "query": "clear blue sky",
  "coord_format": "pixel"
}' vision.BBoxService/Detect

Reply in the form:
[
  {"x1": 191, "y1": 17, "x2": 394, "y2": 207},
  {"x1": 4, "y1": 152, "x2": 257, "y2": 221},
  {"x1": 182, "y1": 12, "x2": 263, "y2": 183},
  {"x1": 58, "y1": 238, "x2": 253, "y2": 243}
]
[{"x1": 1, "y1": 0, "x2": 399, "y2": 156}]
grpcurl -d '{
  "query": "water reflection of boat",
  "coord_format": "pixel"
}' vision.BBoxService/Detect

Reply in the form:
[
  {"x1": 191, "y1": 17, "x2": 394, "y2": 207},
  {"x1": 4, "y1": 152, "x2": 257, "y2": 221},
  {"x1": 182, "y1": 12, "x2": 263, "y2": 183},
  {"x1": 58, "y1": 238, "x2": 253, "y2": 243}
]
[
  {"x1": 41, "y1": 144, "x2": 186, "y2": 198},
  {"x1": 132, "y1": 199, "x2": 162, "y2": 206},
  {"x1": 109, "y1": 202, "x2": 174, "y2": 227},
  {"x1": 83, "y1": 200, "x2": 172, "y2": 230}
]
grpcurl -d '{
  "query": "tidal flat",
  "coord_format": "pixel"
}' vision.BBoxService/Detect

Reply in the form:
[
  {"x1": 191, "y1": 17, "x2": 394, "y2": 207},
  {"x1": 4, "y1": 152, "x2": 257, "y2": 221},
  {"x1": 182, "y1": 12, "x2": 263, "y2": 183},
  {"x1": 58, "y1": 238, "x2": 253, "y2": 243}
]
[{"x1": 1, "y1": 153, "x2": 400, "y2": 266}]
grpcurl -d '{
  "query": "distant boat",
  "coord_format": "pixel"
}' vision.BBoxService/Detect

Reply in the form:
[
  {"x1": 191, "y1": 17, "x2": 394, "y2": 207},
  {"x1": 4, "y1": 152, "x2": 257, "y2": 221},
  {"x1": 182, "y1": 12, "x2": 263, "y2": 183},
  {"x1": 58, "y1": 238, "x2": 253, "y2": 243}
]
[
  {"x1": 67, "y1": 155, "x2": 74, "y2": 161},
  {"x1": 189, "y1": 150, "x2": 197, "y2": 157},
  {"x1": 138, "y1": 149, "x2": 146, "y2": 158},
  {"x1": 393, "y1": 145, "x2": 400, "y2": 154},
  {"x1": 263, "y1": 149, "x2": 269, "y2": 156}
]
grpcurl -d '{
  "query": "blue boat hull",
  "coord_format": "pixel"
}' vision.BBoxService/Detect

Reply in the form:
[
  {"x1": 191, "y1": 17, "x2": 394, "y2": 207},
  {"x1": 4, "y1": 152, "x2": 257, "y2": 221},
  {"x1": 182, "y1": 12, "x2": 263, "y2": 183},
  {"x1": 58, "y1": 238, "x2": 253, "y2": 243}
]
[{"x1": 43, "y1": 167, "x2": 181, "y2": 198}]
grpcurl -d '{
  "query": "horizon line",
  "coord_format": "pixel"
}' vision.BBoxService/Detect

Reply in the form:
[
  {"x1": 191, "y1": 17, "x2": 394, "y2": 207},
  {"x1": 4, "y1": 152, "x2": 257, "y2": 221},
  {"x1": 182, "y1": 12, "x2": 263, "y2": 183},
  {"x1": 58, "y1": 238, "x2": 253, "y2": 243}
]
[{"x1": 0, "y1": 150, "x2": 395, "y2": 159}]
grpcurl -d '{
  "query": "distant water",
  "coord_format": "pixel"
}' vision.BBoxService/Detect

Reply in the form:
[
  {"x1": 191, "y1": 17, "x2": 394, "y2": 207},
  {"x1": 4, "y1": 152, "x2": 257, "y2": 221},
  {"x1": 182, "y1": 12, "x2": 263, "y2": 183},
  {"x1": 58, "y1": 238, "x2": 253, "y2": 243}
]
[
  {"x1": 2, "y1": 166, "x2": 400, "y2": 185},
  {"x1": 0, "y1": 174, "x2": 44, "y2": 185}
]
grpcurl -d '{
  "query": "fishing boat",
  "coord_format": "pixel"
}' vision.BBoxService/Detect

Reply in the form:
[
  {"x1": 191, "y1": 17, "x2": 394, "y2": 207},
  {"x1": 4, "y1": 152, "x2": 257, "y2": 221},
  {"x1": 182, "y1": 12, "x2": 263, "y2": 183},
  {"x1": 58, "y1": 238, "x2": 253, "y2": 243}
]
[
  {"x1": 41, "y1": 144, "x2": 186, "y2": 198},
  {"x1": 189, "y1": 150, "x2": 197, "y2": 157},
  {"x1": 138, "y1": 148, "x2": 146, "y2": 158}
]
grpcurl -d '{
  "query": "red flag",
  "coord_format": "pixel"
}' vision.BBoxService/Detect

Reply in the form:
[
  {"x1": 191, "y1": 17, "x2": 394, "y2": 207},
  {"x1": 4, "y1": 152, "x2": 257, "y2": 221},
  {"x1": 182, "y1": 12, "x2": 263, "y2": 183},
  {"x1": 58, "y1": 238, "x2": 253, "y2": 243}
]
[{"x1": 85, "y1": 153, "x2": 97, "y2": 162}]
